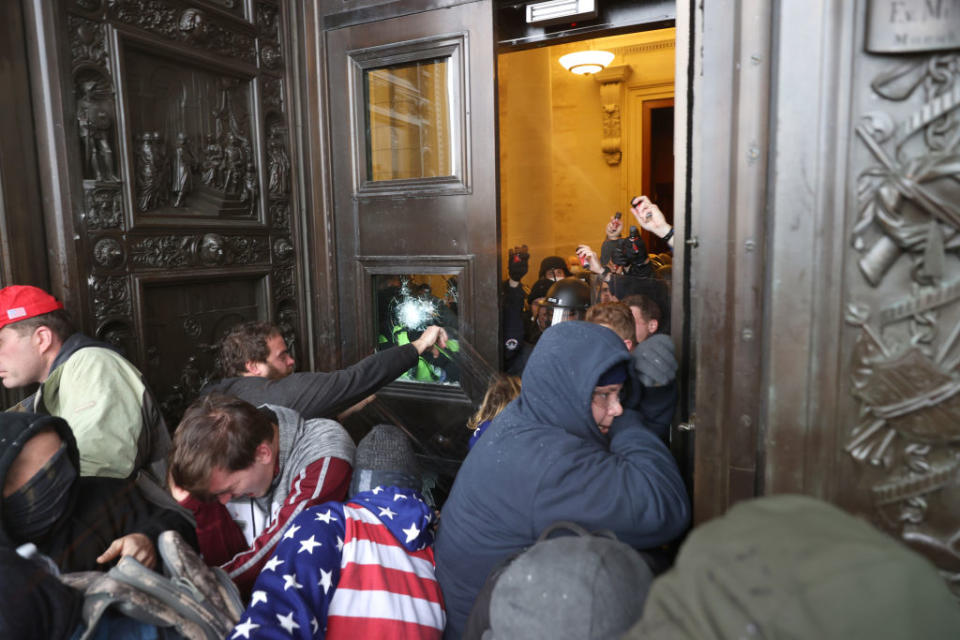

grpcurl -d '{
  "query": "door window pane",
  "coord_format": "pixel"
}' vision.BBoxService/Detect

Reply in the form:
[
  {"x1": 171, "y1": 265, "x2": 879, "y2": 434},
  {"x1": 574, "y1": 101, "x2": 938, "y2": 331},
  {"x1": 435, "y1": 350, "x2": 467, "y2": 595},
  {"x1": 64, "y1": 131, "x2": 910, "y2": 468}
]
[
  {"x1": 364, "y1": 58, "x2": 453, "y2": 181},
  {"x1": 374, "y1": 274, "x2": 460, "y2": 386}
]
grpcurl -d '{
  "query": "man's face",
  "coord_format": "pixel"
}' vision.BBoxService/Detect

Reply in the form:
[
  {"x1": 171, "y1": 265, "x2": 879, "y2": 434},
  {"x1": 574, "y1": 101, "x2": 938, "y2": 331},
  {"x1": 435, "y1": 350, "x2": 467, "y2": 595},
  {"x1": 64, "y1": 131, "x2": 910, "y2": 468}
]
[
  {"x1": 546, "y1": 268, "x2": 566, "y2": 281},
  {"x1": 0, "y1": 327, "x2": 47, "y2": 389},
  {"x1": 629, "y1": 306, "x2": 658, "y2": 344},
  {"x1": 208, "y1": 455, "x2": 275, "y2": 504},
  {"x1": 249, "y1": 334, "x2": 294, "y2": 379},
  {"x1": 3, "y1": 429, "x2": 62, "y2": 497},
  {"x1": 591, "y1": 383, "x2": 624, "y2": 435},
  {"x1": 599, "y1": 281, "x2": 615, "y2": 303}
]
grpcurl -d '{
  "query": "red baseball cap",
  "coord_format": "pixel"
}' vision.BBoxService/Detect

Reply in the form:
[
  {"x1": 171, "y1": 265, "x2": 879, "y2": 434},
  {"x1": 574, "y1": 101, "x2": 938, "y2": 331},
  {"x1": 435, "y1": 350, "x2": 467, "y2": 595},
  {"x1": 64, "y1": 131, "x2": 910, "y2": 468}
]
[{"x1": 0, "y1": 286, "x2": 64, "y2": 330}]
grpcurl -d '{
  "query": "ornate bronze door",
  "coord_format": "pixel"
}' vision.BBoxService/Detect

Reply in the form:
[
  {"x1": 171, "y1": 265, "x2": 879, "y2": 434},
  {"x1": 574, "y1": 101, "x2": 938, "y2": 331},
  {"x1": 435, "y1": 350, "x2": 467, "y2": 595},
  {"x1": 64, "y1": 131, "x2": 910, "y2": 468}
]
[
  {"x1": 23, "y1": 0, "x2": 306, "y2": 424},
  {"x1": 321, "y1": 0, "x2": 500, "y2": 467}
]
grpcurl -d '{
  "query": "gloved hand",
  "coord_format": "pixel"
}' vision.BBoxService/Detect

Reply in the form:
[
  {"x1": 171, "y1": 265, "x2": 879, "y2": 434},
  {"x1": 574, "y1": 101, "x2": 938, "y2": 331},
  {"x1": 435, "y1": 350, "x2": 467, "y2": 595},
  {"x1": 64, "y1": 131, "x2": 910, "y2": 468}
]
[
  {"x1": 508, "y1": 245, "x2": 530, "y2": 282},
  {"x1": 631, "y1": 333, "x2": 677, "y2": 387}
]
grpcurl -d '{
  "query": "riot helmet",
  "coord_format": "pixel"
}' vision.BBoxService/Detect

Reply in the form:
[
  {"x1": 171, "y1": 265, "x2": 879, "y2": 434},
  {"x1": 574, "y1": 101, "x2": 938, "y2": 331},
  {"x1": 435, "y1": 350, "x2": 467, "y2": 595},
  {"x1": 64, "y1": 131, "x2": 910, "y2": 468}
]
[{"x1": 542, "y1": 277, "x2": 591, "y2": 328}]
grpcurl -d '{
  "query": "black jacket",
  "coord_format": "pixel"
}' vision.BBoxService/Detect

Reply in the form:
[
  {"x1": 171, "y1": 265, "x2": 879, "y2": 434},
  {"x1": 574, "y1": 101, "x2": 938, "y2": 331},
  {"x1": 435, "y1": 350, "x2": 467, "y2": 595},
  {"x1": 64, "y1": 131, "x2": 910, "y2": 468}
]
[
  {"x1": 0, "y1": 412, "x2": 196, "y2": 573},
  {"x1": 435, "y1": 322, "x2": 690, "y2": 638},
  {"x1": 202, "y1": 343, "x2": 419, "y2": 419}
]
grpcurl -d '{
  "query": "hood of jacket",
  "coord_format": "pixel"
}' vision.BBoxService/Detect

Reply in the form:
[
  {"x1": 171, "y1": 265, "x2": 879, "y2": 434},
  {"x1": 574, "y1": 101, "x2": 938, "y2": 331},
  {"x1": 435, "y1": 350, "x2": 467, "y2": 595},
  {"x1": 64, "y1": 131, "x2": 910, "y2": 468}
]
[
  {"x1": 49, "y1": 333, "x2": 118, "y2": 374},
  {"x1": 0, "y1": 412, "x2": 80, "y2": 547},
  {"x1": 497, "y1": 321, "x2": 631, "y2": 446},
  {"x1": 348, "y1": 486, "x2": 436, "y2": 552}
]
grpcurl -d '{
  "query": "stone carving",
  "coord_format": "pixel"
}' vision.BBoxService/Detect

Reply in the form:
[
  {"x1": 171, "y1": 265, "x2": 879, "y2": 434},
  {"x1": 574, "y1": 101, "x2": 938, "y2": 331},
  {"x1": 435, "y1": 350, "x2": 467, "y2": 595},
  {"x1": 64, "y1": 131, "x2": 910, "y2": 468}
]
[
  {"x1": 77, "y1": 77, "x2": 119, "y2": 182},
  {"x1": 601, "y1": 103, "x2": 622, "y2": 166},
  {"x1": 594, "y1": 66, "x2": 631, "y2": 166},
  {"x1": 107, "y1": 0, "x2": 256, "y2": 64},
  {"x1": 93, "y1": 237, "x2": 125, "y2": 269},
  {"x1": 91, "y1": 275, "x2": 131, "y2": 317},
  {"x1": 273, "y1": 237, "x2": 294, "y2": 262},
  {"x1": 130, "y1": 233, "x2": 269, "y2": 268},
  {"x1": 846, "y1": 52, "x2": 960, "y2": 595},
  {"x1": 70, "y1": 15, "x2": 107, "y2": 67},
  {"x1": 83, "y1": 185, "x2": 123, "y2": 229}
]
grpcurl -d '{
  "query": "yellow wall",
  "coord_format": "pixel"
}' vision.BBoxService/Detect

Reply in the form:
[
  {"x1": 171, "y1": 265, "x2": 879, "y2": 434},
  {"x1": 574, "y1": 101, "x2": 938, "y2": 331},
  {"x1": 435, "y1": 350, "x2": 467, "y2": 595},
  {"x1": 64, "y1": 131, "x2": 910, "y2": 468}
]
[{"x1": 498, "y1": 29, "x2": 675, "y2": 282}]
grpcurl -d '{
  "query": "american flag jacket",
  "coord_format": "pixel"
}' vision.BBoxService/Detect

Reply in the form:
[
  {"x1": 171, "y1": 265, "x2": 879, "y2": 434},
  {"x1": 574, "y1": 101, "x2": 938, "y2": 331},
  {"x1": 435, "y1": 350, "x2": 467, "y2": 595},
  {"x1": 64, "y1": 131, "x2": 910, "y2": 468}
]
[{"x1": 229, "y1": 486, "x2": 444, "y2": 639}]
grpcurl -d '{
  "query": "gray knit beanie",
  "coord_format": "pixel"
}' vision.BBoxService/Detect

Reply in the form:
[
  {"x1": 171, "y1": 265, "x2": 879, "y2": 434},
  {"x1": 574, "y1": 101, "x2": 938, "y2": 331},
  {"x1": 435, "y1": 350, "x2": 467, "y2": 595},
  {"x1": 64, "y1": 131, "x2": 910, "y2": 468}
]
[{"x1": 349, "y1": 424, "x2": 422, "y2": 497}]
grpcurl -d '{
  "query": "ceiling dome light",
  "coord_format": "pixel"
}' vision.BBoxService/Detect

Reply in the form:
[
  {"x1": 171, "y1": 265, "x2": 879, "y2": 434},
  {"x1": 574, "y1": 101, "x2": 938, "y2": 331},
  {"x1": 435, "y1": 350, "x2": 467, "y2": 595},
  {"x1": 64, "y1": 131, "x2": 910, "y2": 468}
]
[{"x1": 558, "y1": 50, "x2": 615, "y2": 75}]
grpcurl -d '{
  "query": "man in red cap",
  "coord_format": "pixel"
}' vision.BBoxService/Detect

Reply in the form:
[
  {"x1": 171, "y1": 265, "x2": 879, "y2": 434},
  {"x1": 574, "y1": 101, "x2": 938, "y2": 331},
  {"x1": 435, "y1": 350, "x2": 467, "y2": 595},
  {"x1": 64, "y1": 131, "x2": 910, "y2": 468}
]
[{"x1": 0, "y1": 285, "x2": 168, "y2": 479}]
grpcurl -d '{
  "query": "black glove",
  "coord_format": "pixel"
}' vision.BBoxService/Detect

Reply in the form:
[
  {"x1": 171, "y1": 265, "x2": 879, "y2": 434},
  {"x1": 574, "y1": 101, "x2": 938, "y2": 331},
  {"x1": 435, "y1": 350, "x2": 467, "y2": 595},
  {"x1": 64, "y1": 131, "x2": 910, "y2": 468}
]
[
  {"x1": 632, "y1": 334, "x2": 677, "y2": 387},
  {"x1": 508, "y1": 245, "x2": 530, "y2": 282}
]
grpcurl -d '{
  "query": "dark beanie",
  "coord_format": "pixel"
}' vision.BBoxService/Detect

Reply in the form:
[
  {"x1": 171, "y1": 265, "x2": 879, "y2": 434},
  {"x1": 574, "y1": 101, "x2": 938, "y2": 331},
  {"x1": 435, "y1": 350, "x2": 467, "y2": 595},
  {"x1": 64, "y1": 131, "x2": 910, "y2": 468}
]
[
  {"x1": 597, "y1": 362, "x2": 628, "y2": 386},
  {"x1": 349, "y1": 424, "x2": 422, "y2": 497}
]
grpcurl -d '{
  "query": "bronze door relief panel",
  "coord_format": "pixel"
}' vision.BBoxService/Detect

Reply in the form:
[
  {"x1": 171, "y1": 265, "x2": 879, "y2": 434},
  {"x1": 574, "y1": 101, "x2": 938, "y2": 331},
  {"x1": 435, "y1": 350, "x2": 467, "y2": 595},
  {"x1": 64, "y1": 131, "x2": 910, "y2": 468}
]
[
  {"x1": 842, "y1": 1, "x2": 960, "y2": 595},
  {"x1": 58, "y1": 0, "x2": 301, "y2": 423}
]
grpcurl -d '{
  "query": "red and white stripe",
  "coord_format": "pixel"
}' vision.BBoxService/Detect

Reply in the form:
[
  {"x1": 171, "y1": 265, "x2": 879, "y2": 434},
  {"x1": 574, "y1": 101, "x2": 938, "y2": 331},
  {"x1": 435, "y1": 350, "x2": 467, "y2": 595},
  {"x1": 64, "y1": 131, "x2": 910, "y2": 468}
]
[{"x1": 326, "y1": 504, "x2": 445, "y2": 639}]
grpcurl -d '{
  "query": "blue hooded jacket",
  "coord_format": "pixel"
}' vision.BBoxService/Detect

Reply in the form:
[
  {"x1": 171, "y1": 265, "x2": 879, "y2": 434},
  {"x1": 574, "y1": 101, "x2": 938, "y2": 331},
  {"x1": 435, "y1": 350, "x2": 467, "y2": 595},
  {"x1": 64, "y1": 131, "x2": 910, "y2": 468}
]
[{"x1": 435, "y1": 321, "x2": 690, "y2": 638}]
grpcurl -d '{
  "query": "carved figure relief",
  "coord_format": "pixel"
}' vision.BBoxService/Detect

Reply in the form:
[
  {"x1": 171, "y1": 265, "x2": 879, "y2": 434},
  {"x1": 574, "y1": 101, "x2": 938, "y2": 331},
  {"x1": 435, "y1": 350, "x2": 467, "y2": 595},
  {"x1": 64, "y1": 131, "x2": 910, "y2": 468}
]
[
  {"x1": 129, "y1": 233, "x2": 269, "y2": 268},
  {"x1": 261, "y1": 45, "x2": 282, "y2": 71},
  {"x1": 262, "y1": 77, "x2": 283, "y2": 111},
  {"x1": 93, "y1": 238, "x2": 125, "y2": 269},
  {"x1": 178, "y1": 8, "x2": 209, "y2": 44},
  {"x1": 198, "y1": 233, "x2": 226, "y2": 265},
  {"x1": 90, "y1": 275, "x2": 131, "y2": 317},
  {"x1": 846, "y1": 51, "x2": 960, "y2": 594},
  {"x1": 270, "y1": 201, "x2": 289, "y2": 229},
  {"x1": 83, "y1": 186, "x2": 123, "y2": 230},
  {"x1": 267, "y1": 124, "x2": 290, "y2": 197},
  {"x1": 124, "y1": 55, "x2": 256, "y2": 216},
  {"x1": 70, "y1": 15, "x2": 107, "y2": 67},
  {"x1": 242, "y1": 163, "x2": 259, "y2": 215},
  {"x1": 257, "y1": 3, "x2": 279, "y2": 39},
  {"x1": 135, "y1": 131, "x2": 169, "y2": 211},
  {"x1": 273, "y1": 237, "x2": 294, "y2": 262},
  {"x1": 273, "y1": 266, "x2": 294, "y2": 299},
  {"x1": 172, "y1": 133, "x2": 198, "y2": 207},
  {"x1": 65, "y1": 0, "x2": 300, "y2": 432},
  {"x1": 77, "y1": 77, "x2": 119, "y2": 182},
  {"x1": 107, "y1": 0, "x2": 256, "y2": 64}
]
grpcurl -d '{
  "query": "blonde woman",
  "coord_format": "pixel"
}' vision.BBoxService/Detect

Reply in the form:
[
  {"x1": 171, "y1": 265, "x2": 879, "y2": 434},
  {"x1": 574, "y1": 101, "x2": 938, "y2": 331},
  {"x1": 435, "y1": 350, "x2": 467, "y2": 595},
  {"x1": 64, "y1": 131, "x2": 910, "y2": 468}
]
[{"x1": 467, "y1": 374, "x2": 521, "y2": 451}]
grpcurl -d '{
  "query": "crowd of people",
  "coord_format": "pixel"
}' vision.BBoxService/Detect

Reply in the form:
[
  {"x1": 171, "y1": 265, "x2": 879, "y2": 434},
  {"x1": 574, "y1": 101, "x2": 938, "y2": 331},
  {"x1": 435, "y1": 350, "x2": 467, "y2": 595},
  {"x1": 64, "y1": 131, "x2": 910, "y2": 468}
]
[{"x1": 0, "y1": 195, "x2": 958, "y2": 638}]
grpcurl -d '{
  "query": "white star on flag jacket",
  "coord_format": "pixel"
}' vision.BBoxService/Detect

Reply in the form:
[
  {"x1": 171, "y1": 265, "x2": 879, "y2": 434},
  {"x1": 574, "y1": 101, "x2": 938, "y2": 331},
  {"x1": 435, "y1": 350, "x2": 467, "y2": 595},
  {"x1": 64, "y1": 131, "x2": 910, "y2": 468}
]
[{"x1": 230, "y1": 486, "x2": 445, "y2": 639}]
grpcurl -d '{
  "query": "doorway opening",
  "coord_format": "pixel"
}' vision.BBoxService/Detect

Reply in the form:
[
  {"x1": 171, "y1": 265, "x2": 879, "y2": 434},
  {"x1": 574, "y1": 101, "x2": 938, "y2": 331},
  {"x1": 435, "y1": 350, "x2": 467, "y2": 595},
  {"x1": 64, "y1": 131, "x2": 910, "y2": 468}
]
[
  {"x1": 496, "y1": 26, "x2": 690, "y2": 486},
  {"x1": 497, "y1": 27, "x2": 676, "y2": 305}
]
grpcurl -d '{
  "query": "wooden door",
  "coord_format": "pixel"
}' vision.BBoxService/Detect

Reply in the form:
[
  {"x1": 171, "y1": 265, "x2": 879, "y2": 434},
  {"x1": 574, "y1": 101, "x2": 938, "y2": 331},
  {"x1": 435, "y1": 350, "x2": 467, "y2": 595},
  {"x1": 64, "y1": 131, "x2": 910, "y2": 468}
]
[{"x1": 324, "y1": 0, "x2": 499, "y2": 473}]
